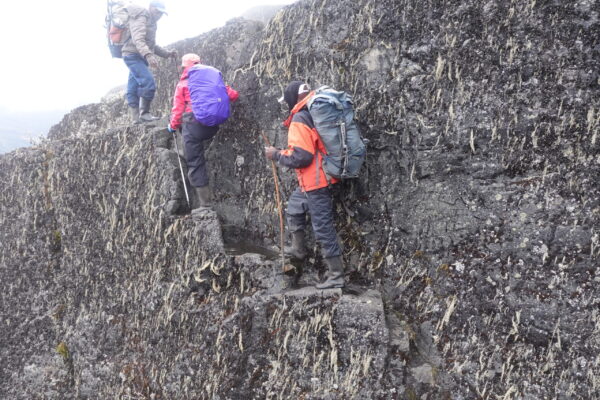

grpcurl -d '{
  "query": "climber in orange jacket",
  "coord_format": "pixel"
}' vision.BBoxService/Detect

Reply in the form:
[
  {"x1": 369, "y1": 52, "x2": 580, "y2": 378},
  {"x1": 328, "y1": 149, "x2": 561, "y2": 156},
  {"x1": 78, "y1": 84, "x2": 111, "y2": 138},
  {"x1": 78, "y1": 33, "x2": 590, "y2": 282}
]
[
  {"x1": 168, "y1": 53, "x2": 238, "y2": 214},
  {"x1": 264, "y1": 81, "x2": 345, "y2": 289}
]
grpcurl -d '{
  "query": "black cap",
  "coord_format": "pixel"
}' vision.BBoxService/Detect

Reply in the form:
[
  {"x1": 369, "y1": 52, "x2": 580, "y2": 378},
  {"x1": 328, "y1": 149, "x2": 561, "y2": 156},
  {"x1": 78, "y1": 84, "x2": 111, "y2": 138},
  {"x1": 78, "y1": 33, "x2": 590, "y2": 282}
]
[{"x1": 282, "y1": 81, "x2": 310, "y2": 110}]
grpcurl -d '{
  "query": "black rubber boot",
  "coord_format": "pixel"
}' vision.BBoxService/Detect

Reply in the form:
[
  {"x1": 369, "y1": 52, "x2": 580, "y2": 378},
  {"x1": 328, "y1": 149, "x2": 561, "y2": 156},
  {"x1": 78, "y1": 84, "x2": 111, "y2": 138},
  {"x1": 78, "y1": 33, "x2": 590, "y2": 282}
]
[
  {"x1": 192, "y1": 186, "x2": 215, "y2": 218},
  {"x1": 139, "y1": 98, "x2": 160, "y2": 122},
  {"x1": 195, "y1": 186, "x2": 212, "y2": 207},
  {"x1": 129, "y1": 107, "x2": 140, "y2": 124},
  {"x1": 284, "y1": 231, "x2": 307, "y2": 260},
  {"x1": 316, "y1": 256, "x2": 345, "y2": 289}
]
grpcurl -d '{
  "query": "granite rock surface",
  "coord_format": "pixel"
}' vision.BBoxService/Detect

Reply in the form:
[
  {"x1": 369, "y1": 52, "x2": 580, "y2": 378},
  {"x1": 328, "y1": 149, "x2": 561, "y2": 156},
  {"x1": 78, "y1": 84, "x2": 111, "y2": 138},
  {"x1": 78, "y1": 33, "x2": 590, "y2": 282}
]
[{"x1": 3, "y1": 0, "x2": 600, "y2": 398}]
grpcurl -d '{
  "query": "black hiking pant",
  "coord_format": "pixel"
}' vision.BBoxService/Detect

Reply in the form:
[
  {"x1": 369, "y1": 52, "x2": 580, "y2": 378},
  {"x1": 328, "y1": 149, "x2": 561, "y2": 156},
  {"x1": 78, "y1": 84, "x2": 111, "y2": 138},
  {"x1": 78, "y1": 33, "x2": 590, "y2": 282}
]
[
  {"x1": 286, "y1": 186, "x2": 342, "y2": 258},
  {"x1": 181, "y1": 112, "x2": 219, "y2": 187}
]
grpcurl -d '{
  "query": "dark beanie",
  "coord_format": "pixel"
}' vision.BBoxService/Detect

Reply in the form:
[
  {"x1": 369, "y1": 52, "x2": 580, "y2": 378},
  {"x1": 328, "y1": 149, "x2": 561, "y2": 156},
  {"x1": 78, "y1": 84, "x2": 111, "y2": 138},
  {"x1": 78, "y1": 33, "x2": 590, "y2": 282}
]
[{"x1": 283, "y1": 81, "x2": 304, "y2": 110}]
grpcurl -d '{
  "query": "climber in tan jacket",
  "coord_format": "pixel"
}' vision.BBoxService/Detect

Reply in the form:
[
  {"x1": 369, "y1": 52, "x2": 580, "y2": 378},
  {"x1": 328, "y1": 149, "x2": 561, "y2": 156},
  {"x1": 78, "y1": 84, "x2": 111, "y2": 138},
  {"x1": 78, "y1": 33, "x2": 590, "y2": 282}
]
[{"x1": 122, "y1": 1, "x2": 177, "y2": 123}]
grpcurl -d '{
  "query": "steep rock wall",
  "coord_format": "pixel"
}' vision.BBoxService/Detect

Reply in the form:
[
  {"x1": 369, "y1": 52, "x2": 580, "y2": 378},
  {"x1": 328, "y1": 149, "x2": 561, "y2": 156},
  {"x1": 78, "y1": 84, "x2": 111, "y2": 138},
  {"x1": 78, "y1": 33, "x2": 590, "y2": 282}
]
[{"x1": 3, "y1": 0, "x2": 600, "y2": 399}]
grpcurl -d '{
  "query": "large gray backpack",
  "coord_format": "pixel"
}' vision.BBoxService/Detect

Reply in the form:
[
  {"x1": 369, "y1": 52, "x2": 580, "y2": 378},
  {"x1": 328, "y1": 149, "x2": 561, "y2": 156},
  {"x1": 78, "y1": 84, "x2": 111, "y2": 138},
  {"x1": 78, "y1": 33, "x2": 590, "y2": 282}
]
[
  {"x1": 307, "y1": 86, "x2": 367, "y2": 179},
  {"x1": 105, "y1": 1, "x2": 130, "y2": 58}
]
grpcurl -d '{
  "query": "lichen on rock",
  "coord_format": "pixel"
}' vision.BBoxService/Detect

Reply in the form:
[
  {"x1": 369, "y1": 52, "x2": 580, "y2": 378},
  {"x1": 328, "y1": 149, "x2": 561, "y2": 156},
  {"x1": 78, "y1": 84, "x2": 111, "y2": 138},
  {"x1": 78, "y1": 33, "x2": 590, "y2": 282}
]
[{"x1": 1, "y1": 0, "x2": 599, "y2": 399}]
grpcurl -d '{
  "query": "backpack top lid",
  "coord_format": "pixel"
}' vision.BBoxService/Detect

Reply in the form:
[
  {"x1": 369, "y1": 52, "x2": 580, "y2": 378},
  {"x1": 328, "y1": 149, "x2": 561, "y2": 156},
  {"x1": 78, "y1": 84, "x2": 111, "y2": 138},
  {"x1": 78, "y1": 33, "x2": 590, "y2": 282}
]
[
  {"x1": 188, "y1": 64, "x2": 222, "y2": 81},
  {"x1": 308, "y1": 86, "x2": 351, "y2": 110},
  {"x1": 107, "y1": 1, "x2": 129, "y2": 28}
]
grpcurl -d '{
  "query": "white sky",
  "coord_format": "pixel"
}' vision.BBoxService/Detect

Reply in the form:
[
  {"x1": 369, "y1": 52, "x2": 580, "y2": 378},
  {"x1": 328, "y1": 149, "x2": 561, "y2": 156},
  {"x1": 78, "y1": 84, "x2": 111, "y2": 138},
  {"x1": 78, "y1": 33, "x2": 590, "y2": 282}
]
[{"x1": 0, "y1": 0, "x2": 295, "y2": 112}]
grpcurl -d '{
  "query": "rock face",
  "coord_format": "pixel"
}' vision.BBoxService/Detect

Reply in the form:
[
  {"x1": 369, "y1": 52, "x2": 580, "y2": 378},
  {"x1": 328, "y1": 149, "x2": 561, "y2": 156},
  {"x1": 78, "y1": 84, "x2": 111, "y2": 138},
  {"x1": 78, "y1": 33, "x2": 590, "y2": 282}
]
[{"x1": 2, "y1": 0, "x2": 600, "y2": 399}]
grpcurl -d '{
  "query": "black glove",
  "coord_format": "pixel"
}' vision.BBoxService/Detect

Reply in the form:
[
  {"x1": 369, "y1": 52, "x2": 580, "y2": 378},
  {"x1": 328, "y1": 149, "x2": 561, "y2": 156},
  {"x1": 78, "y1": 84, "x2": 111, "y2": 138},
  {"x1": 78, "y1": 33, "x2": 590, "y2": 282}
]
[
  {"x1": 146, "y1": 54, "x2": 160, "y2": 69},
  {"x1": 265, "y1": 146, "x2": 279, "y2": 160}
]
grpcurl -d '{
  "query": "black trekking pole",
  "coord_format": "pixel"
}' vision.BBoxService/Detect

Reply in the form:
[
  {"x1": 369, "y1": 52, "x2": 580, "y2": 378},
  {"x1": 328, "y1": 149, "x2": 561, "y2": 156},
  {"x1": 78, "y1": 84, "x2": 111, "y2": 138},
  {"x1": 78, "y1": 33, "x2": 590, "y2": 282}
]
[{"x1": 172, "y1": 129, "x2": 191, "y2": 208}]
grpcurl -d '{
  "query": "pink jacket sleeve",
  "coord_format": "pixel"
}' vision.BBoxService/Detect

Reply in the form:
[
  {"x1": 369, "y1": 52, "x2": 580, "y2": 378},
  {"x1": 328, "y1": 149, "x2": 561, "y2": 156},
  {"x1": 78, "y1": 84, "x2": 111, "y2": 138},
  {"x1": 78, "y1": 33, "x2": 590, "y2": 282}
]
[
  {"x1": 226, "y1": 85, "x2": 239, "y2": 103},
  {"x1": 170, "y1": 82, "x2": 187, "y2": 130}
]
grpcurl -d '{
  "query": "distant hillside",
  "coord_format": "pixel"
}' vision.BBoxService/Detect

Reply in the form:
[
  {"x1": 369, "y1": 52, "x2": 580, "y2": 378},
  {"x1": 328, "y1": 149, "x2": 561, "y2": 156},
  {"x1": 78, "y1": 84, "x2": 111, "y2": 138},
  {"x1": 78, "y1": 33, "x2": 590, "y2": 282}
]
[
  {"x1": 0, "y1": 109, "x2": 66, "y2": 154},
  {"x1": 0, "y1": 129, "x2": 30, "y2": 154}
]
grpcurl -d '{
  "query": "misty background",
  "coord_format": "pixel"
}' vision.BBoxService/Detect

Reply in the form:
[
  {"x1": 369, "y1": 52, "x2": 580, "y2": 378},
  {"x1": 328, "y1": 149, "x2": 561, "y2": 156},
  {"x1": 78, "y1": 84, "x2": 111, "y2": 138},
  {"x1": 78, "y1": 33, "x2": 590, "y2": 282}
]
[
  {"x1": 0, "y1": 108, "x2": 67, "y2": 154},
  {"x1": 0, "y1": 1, "x2": 293, "y2": 155}
]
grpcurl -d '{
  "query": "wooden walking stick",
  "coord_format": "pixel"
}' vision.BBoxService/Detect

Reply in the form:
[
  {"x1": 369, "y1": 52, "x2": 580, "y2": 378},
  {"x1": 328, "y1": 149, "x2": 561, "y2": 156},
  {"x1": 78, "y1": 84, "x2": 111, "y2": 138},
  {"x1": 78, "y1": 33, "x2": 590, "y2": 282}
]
[{"x1": 261, "y1": 131, "x2": 286, "y2": 272}]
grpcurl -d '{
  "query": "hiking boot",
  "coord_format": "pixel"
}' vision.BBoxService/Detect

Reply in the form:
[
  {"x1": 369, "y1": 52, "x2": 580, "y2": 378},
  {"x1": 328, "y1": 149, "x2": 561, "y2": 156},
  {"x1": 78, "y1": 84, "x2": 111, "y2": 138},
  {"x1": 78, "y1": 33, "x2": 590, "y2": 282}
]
[
  {"x1": 139, "y1": 98, "x2": 160, "y2": 122},
  {"x1": 195, "y1": 186, "x2": 212, "y2": 208},
  {"x1": 283, "y1": 262, "x2": 303, "y2": 289},
  {"x1": 284, "y1": 230, "x2": 307, "y2": 260},
  {"x1": 129, "y1": 107, "x2": 140, "y2": 124},
  {"x1": 190, "y1": 186, "x2": 213, "y2": 218},
  {"x1": 315, "y1": 256, "x2": 345, "y2": 289},
  {"x1": 192, "y1": 207, "x2": 216, "y2": 219}
]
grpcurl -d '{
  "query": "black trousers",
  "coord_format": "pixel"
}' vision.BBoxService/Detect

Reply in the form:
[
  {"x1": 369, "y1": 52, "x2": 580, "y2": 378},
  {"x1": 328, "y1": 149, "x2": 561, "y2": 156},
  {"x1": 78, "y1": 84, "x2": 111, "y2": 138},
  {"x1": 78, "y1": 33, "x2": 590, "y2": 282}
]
[
  {"x1": 286, "y1": 186, "x2": 342, "y2": 258},
  {"x1": 181, "y1": 112, "x2": 219, "y2": 187}
]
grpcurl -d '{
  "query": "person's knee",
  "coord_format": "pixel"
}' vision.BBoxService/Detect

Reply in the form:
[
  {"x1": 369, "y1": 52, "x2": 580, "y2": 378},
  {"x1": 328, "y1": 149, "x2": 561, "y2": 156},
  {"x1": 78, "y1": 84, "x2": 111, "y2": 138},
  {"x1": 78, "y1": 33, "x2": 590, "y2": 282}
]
[
  {"x1": 287, "y1": 214, "x2": 306, "y2": 231},
  {"x1": 126, "y1": 94, "x2": 139, "y2": 107},
  {"x1": 186, "y1": 157, "x2": 204, "y2": 169},
  {"x1": 286, "y1": 200, "x2": 305, "y2": 215},
  {"x1": 182, "y1": 143, "x2": 205, "y2": 163},
  {"x1": 139, "y1": 85, "x2": 156, "y2": 99},
  {"x1": 191, "y1": 173, "x2": 209, "y2": 187},
  {"x1": 311, "y1": 207, "x2": 335, "y2": 230},
  {"x1": 135, "y1": 68, "x2": 155, "y2": 93},
  {"x1": 315, "y1": 229, "x2": 342, "y2": 259}
]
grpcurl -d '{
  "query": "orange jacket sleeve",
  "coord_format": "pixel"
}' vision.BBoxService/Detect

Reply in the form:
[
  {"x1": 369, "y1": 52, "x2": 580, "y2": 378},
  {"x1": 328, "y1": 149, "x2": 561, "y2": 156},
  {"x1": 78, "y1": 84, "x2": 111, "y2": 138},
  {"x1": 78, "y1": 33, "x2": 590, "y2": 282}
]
[{"x1": 275, "y1": 120, "x2": 315, "y2": 168}]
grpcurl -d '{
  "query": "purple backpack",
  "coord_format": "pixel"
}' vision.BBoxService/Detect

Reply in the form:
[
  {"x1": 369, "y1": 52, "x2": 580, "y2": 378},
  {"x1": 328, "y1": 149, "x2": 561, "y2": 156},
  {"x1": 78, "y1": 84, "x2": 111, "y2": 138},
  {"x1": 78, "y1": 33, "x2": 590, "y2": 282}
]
[{"x1": 187, "y1": 65, "x2": 230, "y2": 126}]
